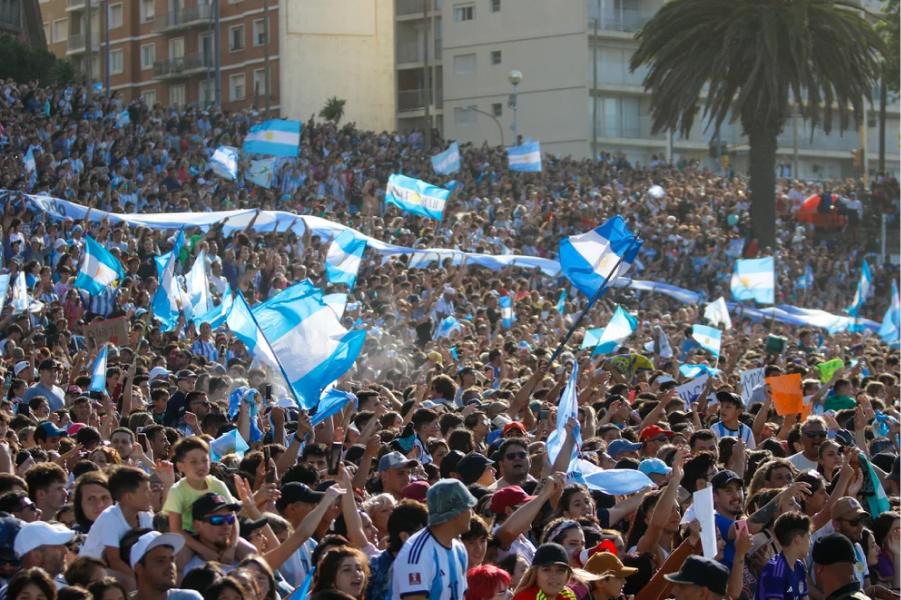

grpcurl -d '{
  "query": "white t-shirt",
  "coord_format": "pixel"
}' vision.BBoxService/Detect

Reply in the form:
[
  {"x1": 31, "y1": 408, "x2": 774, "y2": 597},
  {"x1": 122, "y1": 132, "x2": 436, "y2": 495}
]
[
  {"x1": 711, "y1": 421, "x2": 757, "y2": 449},
  {"x1": 788, "y1": 452, "x2": 818, "y2": 472},
  {"x1": 79, "y1": 504, "x2": 154, "y2": 560},
  {"x1": 278, "y1": 538, "x2": 316, "y2": 587},
  {"x1": 491, "y1": 524, "x2": 535, "y2": 564},
  {"x1": 392, "y1": 528, "x2": 468, "y2": 600}
]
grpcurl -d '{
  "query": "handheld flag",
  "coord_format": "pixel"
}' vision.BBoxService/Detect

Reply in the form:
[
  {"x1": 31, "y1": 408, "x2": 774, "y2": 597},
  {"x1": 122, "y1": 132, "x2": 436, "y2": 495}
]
[
  {"x1": 74, "y1": 236, "x2": 125, "y2": 296},
  {"x1": 209, "y1": 146, "x2": 239, "y2": 180},
  {"x1": 325, "y1": 230, "x2": 367, "y2": 290},
  {"x1": 115, "y1": 109, "x2": 130, "y2": 129},
  {"x1": 879, "y1": 280, "x2": 900, "y2": 348},
  {"x1": 704, "y1": 297, "x2": 732, "y2": 330},
  {"x1": 23, "y1": 147, "x2": 36, "y2": 189},
  {"x1": 797, "y1": 264, "x2": 814, "y2": 290},
  {"x1": 593, "y1": 306, "x2": 637, "y2": 355},
  {"x1": 546, "y1": 361, "x2": 581, "y2": 469},
  {"x1": 846, "y1": 259, "x2": 873, "y2": 316},
  {"x1": 500, "y1": 295, "x2": 514, "y2": 329},
  {"x1": 385, "y1": 174, "x2": 450, "y2": 220},
  {"x1": 242, "y1": 119, "x2": 302, "y2": 157},
  {"x1": 185, "y1": 250, "x2": 212, "y2": 317},
  {"x1": 433, "y1": 315, "x2": 462, "y2": 340},
  {"x1": 226, "y1": 291, "x2": 280, "y2": 369},
  {"x1": 431, "y1": 142, "x2": 461, "y2": 175},
  {"x1": 691, "y1": 325, "x2": 723, "y2": 358},
  {"x1": 88, "y1": 344, "x2": 108, "y2": 394},
  {"x1": 556, "y1": 289, "x2": 567, "y2": 315},
  {"x1": 730, "y1": 257, "x2": 775, "y2": 304},
  {"x1": 151, "y1": 230, "x2": 185, "y2": 332},
  {"x1": 310, "y1": 389, "x2": 358, "y2": 427},
  {"x1": 195, "y1": 288, "x2": 233, "y2": 330},
  {"x1": 0, "y1": 274, "x2": 10, "y2": 313},
  {"x1": 210, "y1": 429, "x2": 250, "y2": 462},
  {"x1": 507, "y1": 141, "x2": 542, "y2": 172},
  {"x1": 247, "y1": 158, "x2": 276, "y2": 189},
  {"x1": 559, "y1": 216, "x2": 641, "y2": 298},
  {"x1": 12, "y1": 271, "x2": 41, "y2": 314}
]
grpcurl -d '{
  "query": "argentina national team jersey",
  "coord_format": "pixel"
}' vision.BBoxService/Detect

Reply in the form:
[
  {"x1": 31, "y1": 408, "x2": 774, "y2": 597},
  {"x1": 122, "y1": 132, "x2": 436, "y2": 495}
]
[{"x1": 392, "y1": 528, "x2": 468, "y2": 600}]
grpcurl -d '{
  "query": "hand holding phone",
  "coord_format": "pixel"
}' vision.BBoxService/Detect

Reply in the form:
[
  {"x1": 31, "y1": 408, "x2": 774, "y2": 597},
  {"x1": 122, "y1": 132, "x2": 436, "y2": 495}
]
[{"x1": 327, "y1": 442, "x2": 342, "y2": 475}]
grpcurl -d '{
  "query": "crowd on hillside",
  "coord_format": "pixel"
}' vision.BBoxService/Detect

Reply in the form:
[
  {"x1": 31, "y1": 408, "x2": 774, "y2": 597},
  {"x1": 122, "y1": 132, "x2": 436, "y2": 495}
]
[{"x1": 0, "y1": 79, "x2": 889, "y2": 600}]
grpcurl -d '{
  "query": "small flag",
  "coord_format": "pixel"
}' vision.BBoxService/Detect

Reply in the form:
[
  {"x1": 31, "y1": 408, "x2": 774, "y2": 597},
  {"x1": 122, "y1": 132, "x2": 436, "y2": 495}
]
[
  {"x1": 704, "y1": 297, "x2": 732, "y2": 330},
  {"x1": 385, "y1": 174, "x2": 450, "y2": 221},
  {"x1": 74, "y1": 236, "x2": 125, "y2": 296},
  {"x1": 434, "y1": 315, "x2": 462, "y2": 340},
  {"x1": 546, "y1": 362, "x2": 581, "y2": 469},
  {"x1": 797, "y1": 264, "x2": 814, "y2": 290},
  {"x1": 12, "y1": 271, "x2": 41, "y2": 314},
  {"x1": 310, "y1": 389, "x2": 358, "y2": 427},
  {"x1": 500, "y1": 295, "x2": 514, "y2": 329},
  {"x1": 879, "y1": 280, "x2": 900, "y2": 348},
  {"x1": 242, "y1": 119, "x2": 302, "y2": 157},
  {"x1": 325, "y1": 230, "x2": 367, "y2": 290},
  {"x1": 151, "y1": 230, "x2": 185, "y2": 332},
  {"x1": 247, "y1": 158, "x2": 276, "y2": 189},
  {"x1": 115, "y1": 109, "x2": 130, "y2": 129},
  {"x1": 507, "y1": 141, "x2": 542, "y2": 172},
  {"x1": 556, "y1": 289, "x2": 567, "y2": 315},
  {"x1": 431, "y1": 142, "x2": 461, "y2": 175},
  {"x1": 846, "y1": 259, "x2": 873, "y2": 317},
  {"x1": 186, "y1": 250, "x2": 212, "y2": 318},
  {"x1": 730, "y1": 257, "x2": 775, "y2": 304},
  {"x1": 210, "y1": 428, "x2": 250, "y2": 462},
  {"x1": 691, "y1": 324, "x2": 723, "y2": 358},
  {"x1": 559, "y1": 216, "x2": 641, "y2": 298},
  {"x1": 88, "y1": 344, "x2": 108, "y2": 394},
  {"x1": 594, "y1": 306, "x2": 638, "y2": 355},
  {"x1": 23, "y1": 147, "x2": 36, "y2": 190},
  {"x1": 209, "y1": 146, "x2": 239, "y2": 180}
]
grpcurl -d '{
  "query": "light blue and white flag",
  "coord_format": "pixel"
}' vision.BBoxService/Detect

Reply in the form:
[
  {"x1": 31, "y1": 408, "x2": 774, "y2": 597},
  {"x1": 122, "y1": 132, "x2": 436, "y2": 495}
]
[
  {"x1": 704, "y1": 297, "x2": 732, "y2": 330},
  {"x1": 384, "y1": 174, "x2": 450, "y2": 220},
  {"x1": 209, "y1": 146, "x2": 239, "y2": 180},
  {"x1": 325, "y1": 230, "x2": 367, "y2": 290},
  {"x1": 210, "y1": 429, "x2": 250, "y2": 462},
  {"x1": 546, "y1": 362, "x2": 581, "y2": 469},
  {"x1": 581, "y1": 327, "x2": 604, "y2": 350},
  {"x1": 691, "y1": 324, "x2": 722, "y2": 358},
  {"x1": 242, "y1": 119, "x2": 302, "y2": 157},
  {"x1": 195, "y1": 288, "x2": 233, "y2": 329},
  {"x1": 626, "y1": 280, "x2": 704, "y2": 304},
  {"x1": 115, "y1": 109, "x2": 130, "y2": 129},
  {"x1": 556, "y1": 289, "x2": 567, "y2": 315},
  {"x1": 559, "y1": 216, "x2": 641, "y2": 299},
  {"x1": 879, "y1": 280, "x2": 900, "y2": 348},
  {"x1": 247, "y1": 158, "x2": 277, "y2": 189},
  {"x1": 23, "y1": 147, "x2": 36, "y2": 190},
  {"x1": 0, "y1": 274, "x2": 10, "y2": 314},
  {"x1": 151, "y1": 230, "x2": 184, "y2": 332},
  {"x1": 679, "y1": 363, "x2": 720, "y2": 379},
  {"x1": 74, "y1": 236, "x2": 125, "y2": 296},
  {"x1": 797, "y1": 264, "x2": 814, "y2": 290},
  {"x1": 323, "y1": 293, "x2": 348, "y2": 319},
  {"x1": 12, "y1": 271, "x2": 41, "y2": 314},
  {"x1": 251, "y1": 286, "x2": 366, "y2": 409},
  {"x1": 433, "y1": 315, "x2": 462, "y2": 340},
  {"x1": 310, "y1": 388, "x2": 358, "y2": 427},
  {"x1": 846, "y1": 259, "x2": 873, "y2": 317},
  {"x1": 730, "y1": 257, "x2": 775, "y2": 304},
  {"x1": 593, "y1": 305, "x2": 638, "y2": 355},
  {"x1": 507, "y1": 141, "x2": 542, "y2": 172},
  {"x1": 186, "y1": 250, "x2": 212, "y2": 317},
  {"x1": 226, "y1": 291, "x2": 280, "y2": 369},
  {"x1": 582, "y1": 469, "x2": 653, "y2": 496},
  {"x1": 500, "y1": 295, "x2": 514, "y2": 329},
  {"x1": 431, "y1": 142, "x2": 461, "y2": 175},
  {"x1": 88, "y1": 344, "x2": 108, "y2": 394}
]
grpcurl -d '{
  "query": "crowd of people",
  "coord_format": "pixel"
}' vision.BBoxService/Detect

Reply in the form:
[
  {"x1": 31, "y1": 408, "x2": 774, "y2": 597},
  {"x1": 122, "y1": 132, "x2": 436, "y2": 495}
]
[{"x1": 0, "y1": 78, "x2": 890, "y2": 600}]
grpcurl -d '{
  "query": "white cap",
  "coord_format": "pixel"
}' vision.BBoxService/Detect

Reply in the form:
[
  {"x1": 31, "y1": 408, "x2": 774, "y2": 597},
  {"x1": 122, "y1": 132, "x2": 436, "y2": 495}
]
[
  {"x1": 129, "y1": 531, "x2": 185, "y2": 568},
  {"x1": 13, "y1": 361, "x2": 30, "y2": 376},
  {"x1": 14, "y1": 521, "x2": 75, "y2": 557},
  {"x1": 148, "y1": 366, "x2": 171, "y2": 382}
]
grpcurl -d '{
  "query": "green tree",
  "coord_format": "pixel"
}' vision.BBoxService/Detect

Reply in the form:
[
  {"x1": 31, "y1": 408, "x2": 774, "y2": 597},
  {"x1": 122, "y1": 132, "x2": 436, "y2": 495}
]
[
  {"x1": 0, "y1": 35, "x2": 73, "y2": 85},
  {"x1": 631, "y1": 0, "x2": 884, "y2": 249},
  {"x1": 877, "y1": 0, "x2": 899, "y2": 92},
  {"x1": 319, "y1": 96, "x2": 347, "y2": 125}
]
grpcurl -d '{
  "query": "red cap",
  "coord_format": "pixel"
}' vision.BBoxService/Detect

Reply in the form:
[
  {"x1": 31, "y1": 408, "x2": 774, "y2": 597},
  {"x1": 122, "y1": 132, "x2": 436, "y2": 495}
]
[
  {"x1": 502, "y1": 421, "x2": 527, "y2": 436},
  {"x1": 489, "y1": 485, "x2": 535, "y2": 514},
  {"x1": 401, "y1": 480, "x2": 430, "y2": 502},
  {"x1": 639, "y1": 424, "x2": 675, "y2": 441}
]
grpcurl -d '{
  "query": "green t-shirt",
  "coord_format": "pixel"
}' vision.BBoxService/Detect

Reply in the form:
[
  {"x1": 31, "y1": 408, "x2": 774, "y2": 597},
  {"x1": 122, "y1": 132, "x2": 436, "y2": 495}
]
[
  {"x1": 824, "y1": 394, "x2": 856, "y2": 412},
  {"x1": 162, "y1": 475, "x2": 236, "y2": 533}
]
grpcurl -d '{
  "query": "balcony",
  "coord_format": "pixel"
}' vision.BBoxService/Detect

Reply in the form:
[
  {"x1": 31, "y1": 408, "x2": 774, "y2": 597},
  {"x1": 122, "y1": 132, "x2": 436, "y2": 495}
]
[
  {"x1": 398, "y1": 88, "x2": 426, "y2": 111},
  {"x1": 153, "y1": 53, "x2": 212, "y2": 79},
  {"x1": 588, "y1": 9, "x2": 654, "y2": 34},
  {"x1": 66, "y1": 0, "x2": 86, "y2": 11},
  {"x1": 396, "y1": 0, "x2": 442, "y2": 17},
  {"x1": 67, "y1": 32, "x2": 99, "y2": 54},
  {"x1": 156, "y1": 4, "x2": 211, "y2": 33}
]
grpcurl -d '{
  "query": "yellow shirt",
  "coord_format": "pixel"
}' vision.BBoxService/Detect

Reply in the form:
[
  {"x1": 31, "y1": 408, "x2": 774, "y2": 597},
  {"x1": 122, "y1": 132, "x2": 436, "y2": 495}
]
[{"x1": 162, "y1": 475, "x2": 236, "y2": 533}]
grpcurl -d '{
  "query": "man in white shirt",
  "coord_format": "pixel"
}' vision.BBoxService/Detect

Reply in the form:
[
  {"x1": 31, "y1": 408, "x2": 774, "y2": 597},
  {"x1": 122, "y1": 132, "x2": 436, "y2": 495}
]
[{"x1": 788, "y1": 416, "x2": 828, "y2": 472}]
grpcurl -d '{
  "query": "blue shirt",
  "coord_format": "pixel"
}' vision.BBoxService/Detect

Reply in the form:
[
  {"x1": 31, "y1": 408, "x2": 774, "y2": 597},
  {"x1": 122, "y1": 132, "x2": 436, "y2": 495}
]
[{"x1": 757, "y1": 552, "x2": 808, "y2": 600}]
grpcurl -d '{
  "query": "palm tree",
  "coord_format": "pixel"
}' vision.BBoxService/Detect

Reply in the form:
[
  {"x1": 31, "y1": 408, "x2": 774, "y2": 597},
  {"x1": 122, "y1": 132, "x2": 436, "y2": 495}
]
[
  {"x1": 319, "y1": 96, "x2": 347, "y2": 125},
  {"x1": 631, "y1": 0, "x2": 884, "y2": 249}
]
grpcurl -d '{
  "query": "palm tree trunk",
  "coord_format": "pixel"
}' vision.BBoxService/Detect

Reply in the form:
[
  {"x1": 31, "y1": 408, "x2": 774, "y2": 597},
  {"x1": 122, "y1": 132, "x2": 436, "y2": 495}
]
[
  {"x1": 879, "y1": 76, "x2": 886, "y2": 174},
  {"x1": 747, "y1": 124, "x2": 778, "y2": 250}
]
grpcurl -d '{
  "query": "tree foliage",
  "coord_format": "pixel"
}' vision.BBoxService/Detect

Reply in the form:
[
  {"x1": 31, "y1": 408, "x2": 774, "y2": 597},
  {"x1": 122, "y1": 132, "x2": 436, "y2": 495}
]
[
  {"x1": 0, "y1": 35, "x2": 74, "y2": 86},
  {"x1": 876, "y1": 0, "x2": 899, "y2": 91},
  {"x1": 319, "y1": 96, "x2": 347, "y2": 124}
]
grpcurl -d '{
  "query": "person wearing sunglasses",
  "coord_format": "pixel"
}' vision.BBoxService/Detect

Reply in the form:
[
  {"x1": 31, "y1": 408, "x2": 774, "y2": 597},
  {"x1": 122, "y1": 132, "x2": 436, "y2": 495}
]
[
  {"x1": 181, "y1": 493, "x2": 253, "y2": 576},
  {"x1": 789, "y1": 416, "x2": 829, "y2": 473}
]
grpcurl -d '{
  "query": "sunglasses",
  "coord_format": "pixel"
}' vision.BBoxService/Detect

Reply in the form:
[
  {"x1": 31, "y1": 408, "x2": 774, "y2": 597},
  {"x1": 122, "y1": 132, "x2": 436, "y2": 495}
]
[
  {"x1": 504, "y1": 452, "x2": 528, "y2": 460},
  {"x1": 842, "y1": 516, "x2": 868, "y2": 527},
  {"x1": 204, "y1": 514, "x2": 236, "y2": 526},
  {"x1": 804, "y1": 431, "x2": 827, "y2": 439}
]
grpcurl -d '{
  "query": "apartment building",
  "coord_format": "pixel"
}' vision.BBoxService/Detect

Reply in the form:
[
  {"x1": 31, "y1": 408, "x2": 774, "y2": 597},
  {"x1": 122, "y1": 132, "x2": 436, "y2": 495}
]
[{"x1": 39, "y1": 0, "x2": 279, "y2": 113}]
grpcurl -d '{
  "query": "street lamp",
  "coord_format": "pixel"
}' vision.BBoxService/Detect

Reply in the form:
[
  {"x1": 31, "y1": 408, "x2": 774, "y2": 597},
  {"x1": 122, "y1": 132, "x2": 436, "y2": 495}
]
[
  {"x1": 462, "y1": 105, "x2": 504, "y2": 146},
  {"x1": 508, "y1": 69, "x2": 523, "y2": 143}
]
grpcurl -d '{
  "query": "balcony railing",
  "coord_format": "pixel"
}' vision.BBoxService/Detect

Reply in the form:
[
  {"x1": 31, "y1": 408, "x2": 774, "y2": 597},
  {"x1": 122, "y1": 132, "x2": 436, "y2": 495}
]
[
  {"x1": 67, "y1": 0, "x2": 86, "y2": 10},
  {"x1": 588, "y1": 9, "x2": 654, "y2": 33},
  {"x1": 396, "y1": 0, "x2": 442, "y2": 16},
  {"x1": 398, "y1": 89, "x2": 426, "y2": 111},
  {"x1": 397, "y1": 41, "x2": 421, "y2": 63},
  {"x1": 153, "y1": 53, "x2": 212, "y2": 79},
  {"x1": 67, "y1": 32, "x2": 99, "y2": 53},
  {"x1": 156, "y1": 4, "x2": 211, "y2": 32}
]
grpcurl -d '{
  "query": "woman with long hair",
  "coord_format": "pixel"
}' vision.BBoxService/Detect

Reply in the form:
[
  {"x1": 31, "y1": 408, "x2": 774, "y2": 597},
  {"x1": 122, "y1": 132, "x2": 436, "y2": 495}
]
[
  {"x1": 86, "y1": 578, "x2": 127, "y2": 600},
  {"x1": 513, "y1": 544, "x2": 584, "y2": 600},
  {"x1": 553, "y1": 485, "x2": 595, "y2": 521},
  {"x1": 310, "y1": 546, "x2": 369, "y2": 600},
  {"x1": 540, "y1": 518, "x2": 585, "y2": 568},
  {"x1": 871, "y1": 511, "x2": 901, "y2": 591},
  {"x1": 202, "y1": 576, "x2": 256, "y2": 600},
  {"x1": 72, "y1": 471, "x2": 112, "y2": 533},
  {"x1": 237, "y1": 556, "x2": 279, "y2": 600},
  {"x1": 7, "y1": 568, "x2": 56, "y2": 600}
]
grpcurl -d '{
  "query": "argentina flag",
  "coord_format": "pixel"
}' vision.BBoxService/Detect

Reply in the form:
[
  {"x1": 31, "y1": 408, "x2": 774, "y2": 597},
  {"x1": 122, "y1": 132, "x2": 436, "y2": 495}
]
[
  {"x1": 846, "y1": 259, "x2": 873, "y2": 316},
  {"x1": 226, "y1": 290, "x2": 280, "y2": 369},
  {"x1": 593, "y1": 306, "x2": 637, "y2": 355},
  {"x1": 151, "y1": 230, "x2": 185, "y2": 332},
  {"x1": 500, "y1": 295, "x2": 514, "y2": 329},
  {"x1": 431, "y1": 142, "x2": 461, "y2": 175},
  {"x1": 209, "y1": 146, "x2": 239, "y2": 180},
  {"x1": 433, "y1": 315, "x2": 462, "y2": 340},
  {"x1": 242, "y1": 119, "x2": 302, "y2": 158},
  {"x1": 385, "y1": 174, "x2": 450, "y2": 220},
  {"x1": 730, "y1": 257, "x2": 775, "y2": 304},
  {"x1": 247, "y1": 158, "x2": 277, "y2": 189},
  {"x1": 691, "y1": 324, "x2": 723, "y2": 358},
  {"x1": 507, "y1": 141, "x2": 542, "y2": 172},
  {"x1": 88, "y1": 344, "x2": 108, "y2": 394},
  {"x1": 879, "y1": 280, "x2": 900, "y2": 348},
  {"x1": 545, "y1": 362, "x2": 581, "y2": 469},
  {"x1": 74, "y1": 236, "x2": 125, "y2": 296},
  {"x1": 559, "y1": 216, "x2": 641, "y2": 299},
  {"x1": 325, "y1": 230, "x2": 367, "y2": 290}
]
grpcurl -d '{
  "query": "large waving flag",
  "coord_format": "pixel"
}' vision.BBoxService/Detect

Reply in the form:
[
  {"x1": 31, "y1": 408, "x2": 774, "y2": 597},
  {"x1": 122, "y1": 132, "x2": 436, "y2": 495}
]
[
  {"x1": 559, "y1": 216, "x2": 642, "y2": 298},
  {"x1": 310, "y1": 388, "x2": 358, "y2": 427},
  {"x1": 0, "y1": 274, "x2": 10, "y2": 314},
  {"x1": 186, "y1": 250, "x2": 212, "y2": 318},
  {"x1": 846, "y1": 259, "x2": 873, "y2": 316},
  {"x1": 209, "y1": 146, "x2": 239, "y2": 180},
  {"x1": 325, "y1": 230, "x2": 367, "y2": 290},
  {"x1": 594, "y1": 305, "x2": 638, "y2": 355},
  {"x1": 242, "y1": 119, "x2": 302, "y2": 157},
  {"x1": 507, "y1": 141, "x2": 542, "y2": 172},
  {"x1": 500, "y1": 295, "x2": 514, "y2": 329},
  {"x1": 431, "y1": 142, "x2": 461, "y2": 175},
  {"x1": 385, "y1": 174, "x2": 450, "y2": 220},
  {"x1": 151, "y1": 230, "x2": 185, "y2": 332},
  {"x1": 546, "y1": 362, "x2": 581, "y2": 469},
  {"x1": 704, "y1": 297, "x2": 732, "y2": 330},
  {"x1": 195, "y1": 287, "x2": 233, "y2": 329},
  {"x1": 88, "y1": 344, "x2": 108, "y2": 393},
  {"x1": 226, "y1": 291, "x2": 279, "y2": 369},
  {"x1": 691, "y1": 324, "x2": 723, "y2": 358},
  {"x1": 251, "y1": 285, "x2": 366, "y2": 409},
  {"x1": 730, "y1": 257, "x2": 775, "y2": 304},
  {"x1": 879, "y1": 280, "x2": 900, "y2": 348},
  {"x1": 74, "y1": 236, "x2": 125, "y2": 296}
]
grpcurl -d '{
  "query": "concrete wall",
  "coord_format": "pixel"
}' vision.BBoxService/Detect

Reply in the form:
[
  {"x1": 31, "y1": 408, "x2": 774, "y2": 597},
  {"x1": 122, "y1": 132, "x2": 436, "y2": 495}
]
[{"x1": 279, "y1": 0, "x2": 396, "y2": 131}]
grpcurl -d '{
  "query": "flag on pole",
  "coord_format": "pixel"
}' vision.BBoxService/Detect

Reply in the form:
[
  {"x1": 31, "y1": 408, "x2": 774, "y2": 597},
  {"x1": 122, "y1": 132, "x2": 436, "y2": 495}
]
[
  {"x1": 431, "y1": 142, "x2": 461, "y2": 175},
  {"x1": 846, "y1": 259, "x2": 873, "y2": 316},
  {"x1": 242, "y1": 120, "x2": 302, "y2": 157},
  {"x1": 559, "y1": 216, "x2": 641, "y2": 298},
  {"x1": 0, "y1": 274, "x2": 10, "y2": 314},
  {"x1": 384, "y1": 174, "x2": 450, "y2": 220},
  {"x1": 12, "y1": 271, "x2": 41, "y2": 314},
  {"x1": 151, "y1": 230, "x2": 185, "y2": 332},
  {"x1": 730, "y1": 257, "x2": 775, "y2": 304},
  {"x1": 507, "y1": 141, "x2": 542, "y2": 172},
  {"x1": 115, "y1": 109, "x2": 130, "y2": 129},
  {"x1": 209, "y1": 146, "x2": 239, "y2": 180},
  {"x1": 704, "y1": 297, "x2": 732, "y2": 330},
  {"x1": 88, "y1": 344, "x2": 108, "y2": 394},
  {"x1": 556, "y1": 289, "x2": 567, "y2": 315},
  {"x1": 593, "y1": 306, "x2": 638, "y2": 355},
  {"x1": 23, "y1": 147, "x2": 36, "y2": 190},
  {"x1": 546, "y1": 362, "x2": 581, "y2": 469},
  {"x1": 325, "y1": 230, "x2": 367, "y2": 290},
  {"x1": 500, "y1": 295, "x2": 514, "y2": 329},
  {"x1": 74, "y1": 236, "x2": 125, "y2": 296},
  {"x1": 879, "y1": 280, "x2": 900, "y2": 348},
  {"x1": 186, "y1": 250, "x2": 212, "y2": 318},
  {"x1": 691, "y1": 324, "x2": 723, "y2": 358},
  {"x1": 226, "y1": 291, "x2": 280, "y2": 369}
]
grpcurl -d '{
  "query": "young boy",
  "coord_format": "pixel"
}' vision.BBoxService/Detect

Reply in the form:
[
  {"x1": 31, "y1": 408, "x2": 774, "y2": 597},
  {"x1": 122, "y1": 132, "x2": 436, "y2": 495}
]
[
  {"x1": 162, "y1": 436, "x2": 237, "y2": 560},
  {"x1": 757, "y1": 511, "x2": 811, "y2": 600},
  {"x1": 711, "y1": 391, "x2": 757, "y2": 449},
  {"x1": 79, "y1": 465, "x2": 154, "y2": 579}
]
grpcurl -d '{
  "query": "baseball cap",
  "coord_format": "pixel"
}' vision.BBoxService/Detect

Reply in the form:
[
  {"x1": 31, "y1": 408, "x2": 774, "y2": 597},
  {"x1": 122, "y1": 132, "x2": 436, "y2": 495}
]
[
  {"x1": 239, "y1": 517, "x2": 269, "y2": 539},
  {"x1": 532, "y1": 543, "x2": 571, "y2": 568},
  {"x1": 148, "y1": 366, "x2": 171, "y2": 382},
  {"x1": 584, "y1": 551, "x2": 639, "y2": 578},
  {"x1": 831, "y1": 496, "x2": 869, "y2": 521},
  {"x1": 456, "y1": 452, "x2": 494, "y2": 486},
  {"x1": 13, "y1": 361, "x2": 30, "y2": 377},
  {"x1": 489, "y1": 486, "x2": 535, "y2": 515},
  {"x1": 378, "y1": 451, "x2": 418, "y2": 473},
  {"x1": 426, "y1": 479, "x2": 477, "y2": 526},
  {"x1": 401, "y1": 481, "x2": 430, "y2": 502},
  {"x1": 812, "y1": 533, "x2": 857, "y2": 565},
  {"x1": 37, "y1": 359, "x2": 59, "y2": 372},
  {"x1": 176, "y1": 369, "x2": 197, "y2": 380},
  {"x1": 607, "y1": 439, "x2": 642, "y2": 458},
  {"x1": 65, "y1": 384, "x2": 82, "y2": 395},
  {"x1": 663, "y1": 555, "x2": 729, "y2": 595},
  {"x1": 0, "y1": 516, "x2": 21, "y2": 563},
  {"x1": 711, "y1": 470, "x2": 743, "y2": 490},
  {"x1": 276, "y1": 483, "x2": 324, "y2": 511},
  {"x1": 191, "y1": 493, "x2": 241, "y2": 522},
  {"x1": 639, "y1": 425, "x2": 675, "y2": 441},
  {"x1": 638, "y1": 458, "x2": 672, "y2": 477},
  {"x1": 36, "y1": 422, "x2": 68, "y2": 439},
  {"x1": 14, "y1": 521, "x2": 75, "y2": 557},
  {"x1": 715, "y1": 391, "x2": 744, "y2": 407},
  {"x1": 502, "y1": 422, "x2": 527, "y2": 436},
  {"x1": 129, "y1": 531, "x2": 185, "y2": 568}
]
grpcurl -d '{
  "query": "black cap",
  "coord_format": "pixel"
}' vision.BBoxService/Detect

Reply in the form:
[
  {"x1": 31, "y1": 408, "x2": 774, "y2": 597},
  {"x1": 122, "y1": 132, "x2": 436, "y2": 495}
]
[
  {"x1": 711, "y1": 470, "x2": 742, "y2": 490},
  {"x1": 276, "y1": 483, "x2": 324, "y2": 511},
  {"x1": 663, "y1": 555, "x2": 729, "y2": 595},
  {"x1": 812, "y1": 533, "x2": 857, "y2": 565},
  {"x1": 37, "y1": 359, "x2": 59, "y2": 371},
  {"x1": 533, "y1": 543, "x2": 571, "y2": 568},
  {"x1": 0, "y1": 516, "x2": 21, "y2": 562},
  {"x1": 191, "y1": 493, "x2": 241, "y2": 521},
  {"x1": 456, "y1": 452, "x2": 494, "y2": 486},
  {"x1": 176, "y1": 369, "x2": 197, "y2": 380},
  {"x1": 239, "y1": 517, "x2": 269, "y2": 539},
  {"x1": 440, "y1": 450, "x2": 465, "y2": 479},
  {"x1": 715, "y1": 391, "x2": 743, "y2": 407}
]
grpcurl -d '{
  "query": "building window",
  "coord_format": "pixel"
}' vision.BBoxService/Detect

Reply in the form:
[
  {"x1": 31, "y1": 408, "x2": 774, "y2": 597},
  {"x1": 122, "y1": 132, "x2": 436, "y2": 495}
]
[
  {"x1": 490, "y1": 50, "x2": 501, "y2": 65},
  {"x1": 453, "y1": 53, "x2": 476, "y2": 75},
  {"x1": 453, "y1": 107, "x2": 476, "y2": 126},
  {"x1": 140, "y1": 43, "x2": 155, "y2": 70},
  {"x1": 492, "y1": 103, "x2": 502, "y2": 117},
  {"x1": 252, "y1": 18, "x2": 266, "y2": 46},
  {"x1": 229, "y1": 25, "x2": 245, "y2": 51},
  {"x1": 43, "y1": 22, "x2": 50, "y2": 43},
  {"x1": 109, "y1": 3, "x2": 123, "y2": 29},
  {"x1": 199, "y1": 80, "x2": 214, "y2": 106},
  {"x1": 199, "y1": 33, "x2": 212, "y2": 63},
  {"x1": 490, "y1": 0, "x2": 501, "y2": 11},
  {"x1": 169, "y1": 84, "x2": 185, "y2": 107},
  {"x1": 253, "y1": 68, "x2": 269, "y2": 97},
  {"x1": 229, "y1": 73, "x2": 246, "y2": 101},
  {"x1": 140, "y1": 0, "x2": 155, "y2": 22},
  {"x1": 453, "y1": 4, "x2": 474, "y2": 21},
  {"x1": 52, "y1": 19, "x2": 67, "y2": 43},
  {"x1": 141, "y1": 90, "x2": 157, "y2": 105},
  {"x1": 109, "y1": 49, "x2": 124, "y2": 74}
]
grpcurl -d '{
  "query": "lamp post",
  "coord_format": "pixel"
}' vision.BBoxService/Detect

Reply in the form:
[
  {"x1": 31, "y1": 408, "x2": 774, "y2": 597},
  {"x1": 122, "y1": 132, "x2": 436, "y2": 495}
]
[
  {"x1": 508, "y1": 69, "x2": 522, "y2": 144},
  {"x1": 463, "y1": 105, "x2": 504, "y2": 146}
]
